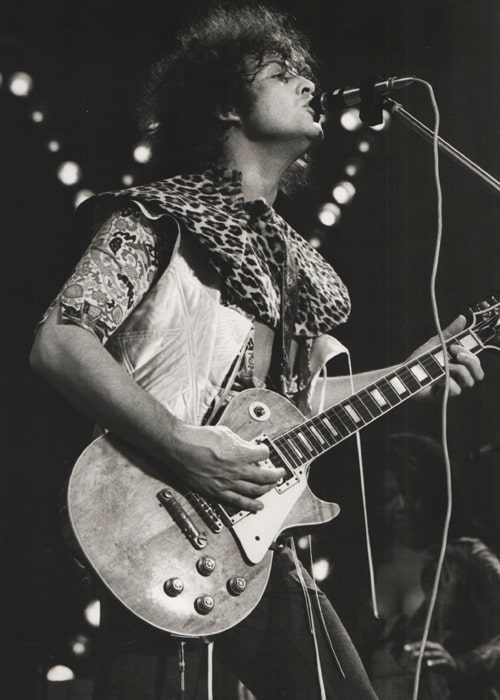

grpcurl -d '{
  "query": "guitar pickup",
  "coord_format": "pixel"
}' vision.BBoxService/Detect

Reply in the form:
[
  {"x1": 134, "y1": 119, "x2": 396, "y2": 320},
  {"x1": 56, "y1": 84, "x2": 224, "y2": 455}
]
[
  {"x1": 258, "y1": 435, "x2": 299, "y2": 494},
  {"x1": 218, "y1": 436, "x2": 299, "y2": 525}
]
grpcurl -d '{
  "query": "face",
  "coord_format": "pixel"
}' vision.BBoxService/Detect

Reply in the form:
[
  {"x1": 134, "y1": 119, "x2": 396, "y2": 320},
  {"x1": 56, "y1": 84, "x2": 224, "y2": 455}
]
[
  {"x1": 379, "y1": 467, "x2": 429, "y2": 549},
  {"x1": 235, "y1": 54, "x2": 323, "y2": 152}
]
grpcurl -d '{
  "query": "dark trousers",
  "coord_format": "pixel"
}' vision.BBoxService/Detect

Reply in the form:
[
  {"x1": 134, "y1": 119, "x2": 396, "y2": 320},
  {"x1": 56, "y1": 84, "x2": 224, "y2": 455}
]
[{"x1": 92, "y1": 547, "x2": 377, "y2": 700}]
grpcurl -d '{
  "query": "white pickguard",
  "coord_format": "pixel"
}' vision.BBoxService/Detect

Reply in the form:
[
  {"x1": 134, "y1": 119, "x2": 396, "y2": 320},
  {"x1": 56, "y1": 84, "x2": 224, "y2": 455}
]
[{"x1": 229, "y1": 468, "x2": 307, "y2": 563}]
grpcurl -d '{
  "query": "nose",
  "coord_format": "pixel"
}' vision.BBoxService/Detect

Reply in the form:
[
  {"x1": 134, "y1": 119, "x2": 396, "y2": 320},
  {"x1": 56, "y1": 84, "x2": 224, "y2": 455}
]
[
  {"x1": 297, "y1": 76, "x2": 315, "y2": 96},
  {"x1": 388, "y1": 493, "x2": 406, "y2": 513}
]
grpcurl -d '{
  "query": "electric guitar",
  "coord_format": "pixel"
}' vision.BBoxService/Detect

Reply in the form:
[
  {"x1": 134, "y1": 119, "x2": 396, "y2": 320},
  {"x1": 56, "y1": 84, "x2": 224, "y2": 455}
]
[{"x1": 67, "y1": 297, "x2": 500, "y2": 637}]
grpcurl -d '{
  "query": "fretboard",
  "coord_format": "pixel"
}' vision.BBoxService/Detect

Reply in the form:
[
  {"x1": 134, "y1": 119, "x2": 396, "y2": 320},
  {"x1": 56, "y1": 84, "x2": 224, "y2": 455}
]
[{"x1": 270, "y1": 327, "x2": 484, "y2": 469}]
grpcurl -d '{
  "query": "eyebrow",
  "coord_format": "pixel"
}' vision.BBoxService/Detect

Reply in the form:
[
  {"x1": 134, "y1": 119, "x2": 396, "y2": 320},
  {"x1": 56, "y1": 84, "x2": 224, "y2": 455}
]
[
  {"x1": 259, "y1": 59, "x2": 309, "y2": 79},
  {"x1": 244, "y1": 54, "x2": 314, "y2": 83}
]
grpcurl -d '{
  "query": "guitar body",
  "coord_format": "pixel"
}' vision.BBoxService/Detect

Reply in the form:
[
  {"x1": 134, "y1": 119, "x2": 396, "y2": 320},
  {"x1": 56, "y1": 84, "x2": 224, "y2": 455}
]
[
  {"x1": 67, "y1": 298, "x2": 500, "y2": 637},
  {"x1": 67, "y1": 388, "x2": 340, "y2": 637}
]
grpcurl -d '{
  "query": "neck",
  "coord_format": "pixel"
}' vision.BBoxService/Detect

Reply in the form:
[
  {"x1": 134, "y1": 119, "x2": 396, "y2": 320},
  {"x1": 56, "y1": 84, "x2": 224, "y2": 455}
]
[
  {"x1": 222, "y1": 133, "x2": 305, "y2": 205},
  {"x1": 236, "y1": 160, "x2": 281, "y2": 204}
]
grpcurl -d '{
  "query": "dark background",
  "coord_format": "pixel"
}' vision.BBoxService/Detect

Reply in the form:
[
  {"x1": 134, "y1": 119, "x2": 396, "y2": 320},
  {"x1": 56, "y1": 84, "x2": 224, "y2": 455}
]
[{"x1": 2, "y1": 0, "x2": 500, "y2": 696}]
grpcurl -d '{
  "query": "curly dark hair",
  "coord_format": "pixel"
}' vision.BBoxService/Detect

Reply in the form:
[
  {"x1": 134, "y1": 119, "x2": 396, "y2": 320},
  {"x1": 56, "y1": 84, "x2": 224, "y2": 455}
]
[
  {"x1": 373, "y1": 432, "x2": 477, "y2": 544},
  {"x1": 138, "y1": 3, "x2": 318, "y2": 181}
]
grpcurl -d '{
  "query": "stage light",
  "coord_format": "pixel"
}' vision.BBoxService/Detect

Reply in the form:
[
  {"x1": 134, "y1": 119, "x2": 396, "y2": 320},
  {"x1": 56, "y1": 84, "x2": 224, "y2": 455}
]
[
  {"x1": 312, "y1": 557, "x2": 332, "y2": 582},
  {"x1": 9, "y1": 71, "x2": 33, "y2": 97},
  {"x1": 74, "y1": 189, "x2": 95, "y2": 208},
  {"x1": 84, "y1": 599, "x2": 101, "y2": 627},
  {"x1": 296, "y1": 536, "x2": 310, "y2": 550},
  {"x1": 133, "y1": 143, "x2": 152, "y2": 164},
  {"x1": 47, "y1": 139, "x2": 61, "y2": 153},
  {"x1": 122, "y1": 173, "x2": 134, "y2": 186},
  {"x1": 70, "y1": 634, "x2": 90, "y2": 657},
  {"x1": 332, "y1": 181, "x2": 356, "y2": 205},
  {"x1": 57, "y1": 161, "x2": 82, "y2": 186},
  {"x1": 369, "y1": 109, "x2": 391, "y2": 131},
  {"x1": 309, "y1": 233, "x2": 323, "y2": 249},
  {"x1": 344, "y1": 160, "x2": 362, "y2": 178},
  {"x1": 31, "y1": 110, "x2": 44, "y2": 123},
  {"x1": 0, "y1": 72, "x2": 3, "y2": 89},
  {"x1": 46, "y1": 665, "x2": 75, "y2": 682},
  {"x1": 358, "y1": 140, "x2": 371, "y2": 153},
  {"x1": 340, "y1": 108, "x2": 363, "y2": 132},
  {"x1": 308, "y1": 228, "x2": 327, "y2": 249},
  {"x1": 317, "y1": 202, "x2": 342, "y2": 227}
]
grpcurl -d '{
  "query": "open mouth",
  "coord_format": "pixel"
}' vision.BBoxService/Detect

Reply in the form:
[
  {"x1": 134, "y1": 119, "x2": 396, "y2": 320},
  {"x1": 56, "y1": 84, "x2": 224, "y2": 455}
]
[{"x1": 305, "y1": 105, "x2": 321, "y2": 122}]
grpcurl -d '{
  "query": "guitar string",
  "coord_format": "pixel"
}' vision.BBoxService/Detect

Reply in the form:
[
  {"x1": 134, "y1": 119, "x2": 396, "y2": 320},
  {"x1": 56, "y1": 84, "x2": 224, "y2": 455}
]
[{"x1": 272, "y1": 329, "x2": 476, "y2": 467}]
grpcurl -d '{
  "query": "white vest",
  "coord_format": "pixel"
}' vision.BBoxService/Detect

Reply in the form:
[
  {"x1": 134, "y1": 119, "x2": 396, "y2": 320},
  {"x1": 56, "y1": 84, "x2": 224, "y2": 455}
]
[
  {"x1": 105, "y1": 228, "x2": 347, "y2": 424},
  {"x1": 105, "y1": 230, "x2": 252, "y2": 425}
]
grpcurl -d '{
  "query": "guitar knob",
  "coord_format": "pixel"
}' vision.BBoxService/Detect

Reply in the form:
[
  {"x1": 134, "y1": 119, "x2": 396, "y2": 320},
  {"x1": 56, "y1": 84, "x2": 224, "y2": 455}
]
[
  {"x1": 164, "y1": 578, "x2": 184, "y2": 597},
  {"x1": 227, "y1": 576, "x2": 247, "y2": 596},
  {"x1": 196, "y1": 556, "x2": 216, "y2": 576},
  {"x1": 194, "y1": 595, "x2": 215, "y2": 615}
]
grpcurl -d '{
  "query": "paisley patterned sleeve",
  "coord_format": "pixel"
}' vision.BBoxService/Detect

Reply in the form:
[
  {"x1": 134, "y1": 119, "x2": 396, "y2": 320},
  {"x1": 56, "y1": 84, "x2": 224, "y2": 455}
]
[{"x1": 53, "y1": 204, "x2": 166, "y2": 343}]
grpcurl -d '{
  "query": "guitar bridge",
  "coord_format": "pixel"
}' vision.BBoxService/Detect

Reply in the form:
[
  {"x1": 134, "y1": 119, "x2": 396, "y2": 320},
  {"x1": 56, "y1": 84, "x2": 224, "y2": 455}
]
[
  {"x1": 185, "y1": 491, "x2": 224, "y2": 533},
  {"x1": 157, "y1": 488, "x2": 207, "y2": 550}
]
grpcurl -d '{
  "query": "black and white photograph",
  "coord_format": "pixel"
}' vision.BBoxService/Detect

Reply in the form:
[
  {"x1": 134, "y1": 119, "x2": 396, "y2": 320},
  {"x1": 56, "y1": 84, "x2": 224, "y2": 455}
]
[{"x1": 2, "y1": 1, "x2": 500, "y2": 698}]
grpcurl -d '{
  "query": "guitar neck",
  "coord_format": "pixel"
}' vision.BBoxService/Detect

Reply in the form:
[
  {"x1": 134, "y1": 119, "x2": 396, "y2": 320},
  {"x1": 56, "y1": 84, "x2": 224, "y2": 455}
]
[{"x1": 271, "y1": 327, "x2": 484, "y2": 468}]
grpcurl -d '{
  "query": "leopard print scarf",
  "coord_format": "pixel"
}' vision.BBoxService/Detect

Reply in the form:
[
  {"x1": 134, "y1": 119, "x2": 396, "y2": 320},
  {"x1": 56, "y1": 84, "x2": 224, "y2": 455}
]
[{"x1": 96, "y1": 168, "x2": 351, "y2": 337}]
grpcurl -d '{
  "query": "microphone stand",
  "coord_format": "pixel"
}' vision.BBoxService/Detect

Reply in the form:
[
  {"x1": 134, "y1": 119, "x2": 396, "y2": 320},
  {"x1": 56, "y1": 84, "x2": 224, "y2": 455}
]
[{"x1": 383, "y1": 97, "x2": 500, "y2": 196}]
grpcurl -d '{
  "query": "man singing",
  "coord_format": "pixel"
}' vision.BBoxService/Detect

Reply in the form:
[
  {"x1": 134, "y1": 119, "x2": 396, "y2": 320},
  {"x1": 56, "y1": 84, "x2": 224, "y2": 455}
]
[{"x1": 30, "y1": 4, "x2": 483, "y2": 699}]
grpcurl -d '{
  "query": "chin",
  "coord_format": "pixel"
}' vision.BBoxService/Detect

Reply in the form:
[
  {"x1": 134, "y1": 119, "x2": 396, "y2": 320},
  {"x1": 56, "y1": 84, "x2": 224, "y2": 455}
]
[{"x1": 308, "y1": 122, "x2": 324, "y2": 144}]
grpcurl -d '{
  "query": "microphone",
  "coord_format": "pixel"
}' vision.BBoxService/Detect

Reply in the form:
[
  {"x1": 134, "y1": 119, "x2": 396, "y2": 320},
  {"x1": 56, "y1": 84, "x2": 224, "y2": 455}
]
[{"x1": 311, "y1": 76, "x2": 415, "y2": 113}]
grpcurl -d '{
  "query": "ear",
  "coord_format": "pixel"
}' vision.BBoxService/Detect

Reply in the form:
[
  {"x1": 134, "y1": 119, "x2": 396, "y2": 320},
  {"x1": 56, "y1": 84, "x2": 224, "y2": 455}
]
[{"x1": 215, "y1": 105, "x2": 241, "y2": 125}]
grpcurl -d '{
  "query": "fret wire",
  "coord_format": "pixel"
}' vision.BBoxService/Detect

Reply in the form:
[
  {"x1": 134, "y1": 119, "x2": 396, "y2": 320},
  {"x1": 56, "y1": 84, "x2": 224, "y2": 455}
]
[
  {"x1": 375, "y1": 377, "x2": 402, "y2": 406},
  {"x1": 420, "y1": 353, "x2": 446, "y2": 377},
  {"x1": 299, "y1": 424, "x2": 324, "y2": 453},
  {"x1": 311, "y1": 415, "x2": 339, "y2": 444},
  {"x1": 349, "y1": 394, "x2": 372, "y2": 424},
  {"x1": 292, "y1": 427, "x2": 320, "y2": 456},
  {"x1": 276, "y1": 331, "x2": 482, "y2": 457},
  {"x1": 282, "y1": 438, "x2": 304, "y2": 466},
  {"x1": 268, "y1": 442, "x2": 294, "y2": 470},
  {"x1": 318, "y1": 413, "x2": 342, "y2": 442},
  {"x1": 287, "y1": 438, "x2": 306, "y2": 461},
  {"x1": 307, "y1": 422, "x2": 328, "y2": 448},
  {"x1": 338, "y1": 403, "x2": 363, "y2": 431},
  {"x1": 457, "y1": 331, "x2": 481, "y2": 352},
  {"x1": 273, "y1": 438, "x2": 301, "y2": 468},
  {"x1": 395, "y1": 367, "x2": 421, "y2": 392},
  {"x1": 325, "y1": 406, "x2": 352, "y2": 437},
  {"x1": 357, "y1": 389, "x2": 384, "y2": 417},
  {"x1": 409, "y1": 360, "x2": 433, "y2": 384}
]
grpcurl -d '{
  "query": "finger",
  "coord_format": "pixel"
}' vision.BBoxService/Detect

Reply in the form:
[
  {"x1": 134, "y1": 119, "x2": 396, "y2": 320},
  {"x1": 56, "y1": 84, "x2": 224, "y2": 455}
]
[
  {"x1": 404, "y1": 641, "x2": 443, "y2": 655},
  {"x1": 237, "y1": 463, "x2": 286, "y2": 485},
  {"x1": 431, "y1": 377, "x2": 462, "y2": 399},
  {"x1": 448, "y1": 363, "x2": 475, "y2": 390},
  {"x1": 426, "y1": 658, "x2": 451, "y2": 668},
  {"x1": 219, "y1": 428, "x2": 270, "y2": 461},
  {"x1": 421, "y1": 650, "x2": 446, "y2": 660},
  {"x1": 442, "y1": 314, "x2": 467, "y2": 339},
  {"x1": 244, "y1": 442, "x2": 271, "y2": 462},
  {"x1": 421, "y1": 642, "x2": 445, "y2": 651},
  {"x1": 218, "y1": 489, "x2": 264, "y2": 513},
  {"x1": 450, "y1": 346, "x2": 484, "y2": 381},
  {"x1": 230, "y1": 479, "x2": 277, "y2": 498}
]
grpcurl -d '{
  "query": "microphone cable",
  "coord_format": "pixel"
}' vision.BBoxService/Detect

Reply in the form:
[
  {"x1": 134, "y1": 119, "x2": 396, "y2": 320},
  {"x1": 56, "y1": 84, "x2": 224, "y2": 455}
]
[{"x1": 410, "y1": 77, "x2": 453, "y2": 700}]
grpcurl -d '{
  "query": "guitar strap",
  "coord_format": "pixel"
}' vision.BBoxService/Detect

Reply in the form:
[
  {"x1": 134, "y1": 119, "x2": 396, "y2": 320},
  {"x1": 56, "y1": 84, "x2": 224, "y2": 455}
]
[
  {"x1": 271, "y1": 231, "x2": 302, "y2": 396},
  {"x1": 205, "y1": 231, "x2": 301, "y2": 425}
]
